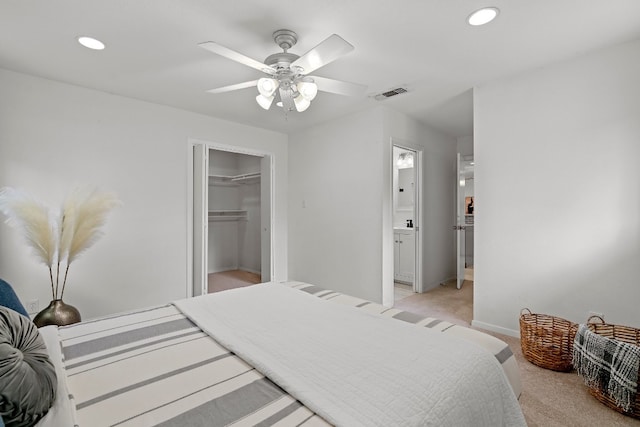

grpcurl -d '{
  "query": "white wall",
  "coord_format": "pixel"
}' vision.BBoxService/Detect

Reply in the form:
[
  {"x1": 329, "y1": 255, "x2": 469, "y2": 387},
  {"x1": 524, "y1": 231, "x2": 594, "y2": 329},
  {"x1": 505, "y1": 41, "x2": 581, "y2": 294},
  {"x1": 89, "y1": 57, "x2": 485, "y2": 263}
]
[
  {"x1": 237, "y1": 155, "x2": 262, "y2": 273},
  {"x1": 0, "y1": 68, "x2": 288, "y2": 320},
  {"x1": 238, "y1": 182, "x2": 261, "y2": 274},
  {"x1": 457, "y1": 135, "x2": 473, "y2": 157},
  {"x1": 474, "y1": 38, "x2": 640, "y2": 335},
  {"x1": 288, "y1": 106, "x2": 456, "y2": 305},
  {"x1": 288, "y1": 108, "x2": 385, "y2": 303},
  {"x1": 208, "y1": 150, "x2": 240, "y2": 273}
]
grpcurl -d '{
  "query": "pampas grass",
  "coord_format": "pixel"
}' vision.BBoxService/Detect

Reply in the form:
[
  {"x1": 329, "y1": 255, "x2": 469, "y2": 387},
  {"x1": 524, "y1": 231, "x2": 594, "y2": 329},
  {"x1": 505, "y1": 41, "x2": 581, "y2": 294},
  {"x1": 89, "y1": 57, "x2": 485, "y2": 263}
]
[
  {"x1": 0, "y1": 186, "x2": 120, "y2": 300},
  {"x1": 59, "y1": 189, "x2": 120, "y2": 298},
  {"x1": 0, "y1": 188, "x2": 57, "y2": 299}
]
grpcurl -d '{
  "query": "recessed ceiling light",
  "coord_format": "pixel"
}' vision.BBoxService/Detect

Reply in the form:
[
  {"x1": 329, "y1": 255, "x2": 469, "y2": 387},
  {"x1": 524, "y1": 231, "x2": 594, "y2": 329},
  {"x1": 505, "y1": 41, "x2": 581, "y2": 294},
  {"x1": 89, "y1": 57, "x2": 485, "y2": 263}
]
[
  {"x1": 77, "y1": 36, "x2": 105, "y2": 50},
  {"x1": 467, "y1": 7, "x2": 500, "y2": 26}
]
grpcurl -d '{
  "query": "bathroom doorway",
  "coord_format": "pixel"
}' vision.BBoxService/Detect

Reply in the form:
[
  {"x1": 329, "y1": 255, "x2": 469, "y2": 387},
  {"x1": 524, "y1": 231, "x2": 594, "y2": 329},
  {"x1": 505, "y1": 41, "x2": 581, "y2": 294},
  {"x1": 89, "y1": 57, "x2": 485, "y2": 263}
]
[{"x1": 392, "y1": 144, "x2": 422, "y2": 303}]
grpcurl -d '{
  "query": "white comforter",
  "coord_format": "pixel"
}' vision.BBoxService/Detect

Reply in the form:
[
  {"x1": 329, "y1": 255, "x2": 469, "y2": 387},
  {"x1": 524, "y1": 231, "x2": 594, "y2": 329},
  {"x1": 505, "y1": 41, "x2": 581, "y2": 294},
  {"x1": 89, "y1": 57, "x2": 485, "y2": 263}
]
[{"x1": 174, "y1": 282, "x2": 526, "y2": 427}]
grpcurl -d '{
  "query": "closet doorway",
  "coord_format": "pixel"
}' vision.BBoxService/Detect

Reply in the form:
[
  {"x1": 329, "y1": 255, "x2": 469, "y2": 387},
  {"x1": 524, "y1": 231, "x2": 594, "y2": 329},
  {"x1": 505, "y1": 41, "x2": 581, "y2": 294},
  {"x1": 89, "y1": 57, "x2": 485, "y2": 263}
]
[{"x1": 191, "y1": 142, "x2": 273, "y2": 297}]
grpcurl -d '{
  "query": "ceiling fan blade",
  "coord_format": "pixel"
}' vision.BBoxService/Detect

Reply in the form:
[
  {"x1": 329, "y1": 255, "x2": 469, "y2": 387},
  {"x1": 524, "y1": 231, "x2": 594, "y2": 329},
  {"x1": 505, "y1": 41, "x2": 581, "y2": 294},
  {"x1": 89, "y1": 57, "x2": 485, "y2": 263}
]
[
  {"x1": 312, "y1": 76, "x2": 367, "y2": 97},
  {"x1": 206, "y1": 80, "x2": 258, "y2": 94},
  {"x1": 291, "y1": 34, "x2": 354, "y2": 74},
  {"x1": 199, "y1": 41, "x2": 276, "y2": 74}
]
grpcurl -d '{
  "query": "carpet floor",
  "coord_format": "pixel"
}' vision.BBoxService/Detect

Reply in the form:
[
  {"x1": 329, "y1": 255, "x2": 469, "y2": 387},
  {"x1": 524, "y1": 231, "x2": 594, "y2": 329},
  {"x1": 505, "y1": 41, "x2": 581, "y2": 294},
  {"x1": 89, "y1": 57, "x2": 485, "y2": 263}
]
[{"x1": 395, "y1": 280, "x2": 640, "y2": 427}]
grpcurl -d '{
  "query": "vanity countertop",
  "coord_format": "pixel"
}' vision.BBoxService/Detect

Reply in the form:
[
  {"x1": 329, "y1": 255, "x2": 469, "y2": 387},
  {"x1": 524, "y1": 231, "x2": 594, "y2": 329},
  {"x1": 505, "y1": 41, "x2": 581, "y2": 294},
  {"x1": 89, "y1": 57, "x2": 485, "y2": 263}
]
[{"x1": 394, "y1": 227, "x2": 415, "y2": 232}]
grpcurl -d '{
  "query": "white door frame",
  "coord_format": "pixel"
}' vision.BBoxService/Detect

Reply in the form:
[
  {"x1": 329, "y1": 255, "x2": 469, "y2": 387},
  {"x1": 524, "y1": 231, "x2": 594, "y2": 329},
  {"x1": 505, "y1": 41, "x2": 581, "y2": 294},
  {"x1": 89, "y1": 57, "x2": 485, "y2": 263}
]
[
  {"x1": 388, "y1": 138, "x2": 424, "y2": 300},
  {"x1": 191, "y1": 143, "x2": 208, "y2": 297},
  {"x1": 186, "y1": 138, "x2": 275, "y2": 298},
  {"x1": 414, "y1": 148, "x2": 423, "y2": 292},
  {"x1": 456, "y1": 153, "x2": 465, "y2": 289},
  {"x1": 456, "y1": 153, "x2": 474, "y2": 289}
]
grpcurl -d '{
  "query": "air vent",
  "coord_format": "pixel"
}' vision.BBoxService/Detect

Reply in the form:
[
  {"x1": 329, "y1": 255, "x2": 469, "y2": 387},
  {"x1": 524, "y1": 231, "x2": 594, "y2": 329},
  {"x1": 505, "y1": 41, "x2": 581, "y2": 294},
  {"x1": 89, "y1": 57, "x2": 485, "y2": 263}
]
[{"x1": 374, "y1": 87, "x2": 408, "y2": 101}]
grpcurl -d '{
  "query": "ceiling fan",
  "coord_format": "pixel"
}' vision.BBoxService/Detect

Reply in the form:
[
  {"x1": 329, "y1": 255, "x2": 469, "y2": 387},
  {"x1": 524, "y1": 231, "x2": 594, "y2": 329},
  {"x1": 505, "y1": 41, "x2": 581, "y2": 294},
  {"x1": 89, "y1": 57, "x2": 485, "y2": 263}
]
[{"x1": 199, "y1": 29, "x2": 366, "y2": 114}]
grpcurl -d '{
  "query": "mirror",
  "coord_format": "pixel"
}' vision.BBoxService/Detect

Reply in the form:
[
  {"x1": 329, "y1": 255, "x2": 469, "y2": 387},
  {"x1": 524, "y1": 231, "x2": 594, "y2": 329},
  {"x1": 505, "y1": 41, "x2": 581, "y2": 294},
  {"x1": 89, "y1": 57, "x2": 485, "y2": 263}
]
[{"x1": 397, "y1": 167, "x2": 414, "y2": 209}]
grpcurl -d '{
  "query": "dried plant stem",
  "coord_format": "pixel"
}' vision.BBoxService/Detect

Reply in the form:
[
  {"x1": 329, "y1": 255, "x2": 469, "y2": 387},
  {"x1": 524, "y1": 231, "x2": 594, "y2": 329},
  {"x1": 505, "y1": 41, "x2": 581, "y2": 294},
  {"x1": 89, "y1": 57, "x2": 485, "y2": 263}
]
[
  {"x1": 54, "y1": 261, "x2": 60, "y2": 299},
  {"x1": 48, "y1": 266, "x2": 55, "y2": 300},
  {"x1": 60, "y1": 263, "x2": 71, "y2": 300}
]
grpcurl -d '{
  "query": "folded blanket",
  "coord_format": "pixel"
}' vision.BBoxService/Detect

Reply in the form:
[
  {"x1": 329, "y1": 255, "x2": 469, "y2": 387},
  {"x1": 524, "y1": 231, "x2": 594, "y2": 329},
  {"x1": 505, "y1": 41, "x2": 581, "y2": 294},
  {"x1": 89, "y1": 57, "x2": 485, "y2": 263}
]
[{"x1": 573, "y1": 324, "x2": 640, "y2": 411}]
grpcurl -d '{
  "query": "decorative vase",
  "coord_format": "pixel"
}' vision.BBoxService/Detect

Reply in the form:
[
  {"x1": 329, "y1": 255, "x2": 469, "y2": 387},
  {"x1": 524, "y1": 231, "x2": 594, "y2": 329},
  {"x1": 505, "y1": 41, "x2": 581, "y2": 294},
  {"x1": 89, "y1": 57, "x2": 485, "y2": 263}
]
[{"x1": 33, "y1": 299, "x2": 81, "y2": 327}]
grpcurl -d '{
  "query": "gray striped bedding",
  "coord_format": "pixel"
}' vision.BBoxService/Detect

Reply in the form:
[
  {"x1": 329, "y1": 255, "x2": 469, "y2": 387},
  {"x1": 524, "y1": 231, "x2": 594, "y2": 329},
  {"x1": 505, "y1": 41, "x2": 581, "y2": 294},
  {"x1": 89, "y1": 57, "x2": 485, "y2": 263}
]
[
  {"x1": 51, "y1": 281, "x2": 521, "y2": 426},
  {"x1": 58, "y1": 304, "x2": 328, "y2": 427}
]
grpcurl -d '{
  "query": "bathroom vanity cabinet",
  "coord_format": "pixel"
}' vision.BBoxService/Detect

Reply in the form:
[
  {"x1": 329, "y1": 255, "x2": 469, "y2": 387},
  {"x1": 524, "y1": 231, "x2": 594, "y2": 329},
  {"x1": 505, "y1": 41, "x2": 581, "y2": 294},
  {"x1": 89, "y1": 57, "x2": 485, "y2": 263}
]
[{"x1": 394, "y1": 229, "x2": 415, "y2": 283}]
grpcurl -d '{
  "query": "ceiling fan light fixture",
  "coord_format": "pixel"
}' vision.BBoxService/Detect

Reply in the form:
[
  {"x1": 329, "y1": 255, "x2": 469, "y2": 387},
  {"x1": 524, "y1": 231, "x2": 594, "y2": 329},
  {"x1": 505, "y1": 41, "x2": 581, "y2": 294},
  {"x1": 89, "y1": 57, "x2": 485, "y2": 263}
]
[
  {"x1": 294, "y1": 95, "x2": 311, "y2": 112},
  {"x1": 467, "y1": 7, "x2": 499, "y2": 26},
  {"x1": 256, "y1": 94, "x2": 274, "y2": 110},
  {"x1": 257, "y1": 78, "x2": 279, "y2": 97},
  {"x1": 397, "y1": 152, "x2": 414, "y2": 169},
  {"x1": 297, "y1": 80, "x2": 318, "y2": 101}
]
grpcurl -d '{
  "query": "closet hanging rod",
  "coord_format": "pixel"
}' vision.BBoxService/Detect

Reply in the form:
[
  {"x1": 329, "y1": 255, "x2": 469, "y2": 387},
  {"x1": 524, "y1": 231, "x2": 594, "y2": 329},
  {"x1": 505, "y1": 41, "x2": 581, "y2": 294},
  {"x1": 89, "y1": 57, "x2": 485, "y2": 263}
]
[
  {"x1": 209, "y1": 216, "x2": 248, "y2": 222},
  {"x1": 230, "y1": 172, "x2": 261, "y2": 182},
  {"x1": 209, "y1": 172, "x2": 260, "y2": 185}
]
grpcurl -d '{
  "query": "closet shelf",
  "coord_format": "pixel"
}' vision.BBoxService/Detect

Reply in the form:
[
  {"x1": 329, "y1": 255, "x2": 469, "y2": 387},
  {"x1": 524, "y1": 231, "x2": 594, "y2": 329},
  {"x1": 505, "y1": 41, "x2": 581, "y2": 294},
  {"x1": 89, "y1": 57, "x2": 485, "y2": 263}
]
[
  {"x1": 208, "y1": 210, "x2": 248, "y2": 222},
  {"x1": 209, "y1": 172, "x2": 260, "y2": 186}
]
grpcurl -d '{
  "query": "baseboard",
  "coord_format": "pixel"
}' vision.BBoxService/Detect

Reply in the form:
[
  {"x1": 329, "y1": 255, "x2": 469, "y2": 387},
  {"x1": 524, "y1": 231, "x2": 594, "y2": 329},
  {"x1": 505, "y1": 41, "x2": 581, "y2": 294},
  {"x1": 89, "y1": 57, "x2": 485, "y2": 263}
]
[
  {"x1": 441, "y1": 275, "x2": 456, "y2": 284},
  {"x1": 471, "y1": 320, "x2": 520, "y2": 338},
  {"x1": 208, "y1": 266, "x2": 238, "y2": 274},
  {"x1": 238, "y1": 266, "x2": 261, "y2": 276},
  {"x1": 420, "y1": 276, "x2": 455, "y2": 293}
]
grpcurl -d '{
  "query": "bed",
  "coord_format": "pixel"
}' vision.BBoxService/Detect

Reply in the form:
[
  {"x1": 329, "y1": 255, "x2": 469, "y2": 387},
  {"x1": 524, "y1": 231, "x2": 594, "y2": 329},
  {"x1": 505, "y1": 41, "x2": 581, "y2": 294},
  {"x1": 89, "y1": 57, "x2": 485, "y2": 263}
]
[{"x1": 27, "y1": 281, "x2": 525, "y2": 427}]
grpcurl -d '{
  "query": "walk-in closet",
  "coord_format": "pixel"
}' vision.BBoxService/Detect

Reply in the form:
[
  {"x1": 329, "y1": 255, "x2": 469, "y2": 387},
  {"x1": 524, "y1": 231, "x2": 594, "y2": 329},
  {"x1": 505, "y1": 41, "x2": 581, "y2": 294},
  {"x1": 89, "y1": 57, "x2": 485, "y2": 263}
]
[{"x1": 207, "y1": 149, "x2": 262, "y2": 292}]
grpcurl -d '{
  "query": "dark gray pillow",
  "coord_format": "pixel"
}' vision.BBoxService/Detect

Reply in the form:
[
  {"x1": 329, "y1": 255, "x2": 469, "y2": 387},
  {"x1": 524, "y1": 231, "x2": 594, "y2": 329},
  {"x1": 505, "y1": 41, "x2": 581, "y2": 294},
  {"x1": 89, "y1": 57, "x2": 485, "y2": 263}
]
[{"x1": 0, "y1": 307, "x2": 57, "y2": 427}]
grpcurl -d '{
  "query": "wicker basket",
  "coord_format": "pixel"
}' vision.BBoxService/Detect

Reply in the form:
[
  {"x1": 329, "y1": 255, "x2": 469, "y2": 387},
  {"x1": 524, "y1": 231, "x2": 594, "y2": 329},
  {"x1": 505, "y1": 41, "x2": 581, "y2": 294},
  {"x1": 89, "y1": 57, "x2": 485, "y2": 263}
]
[
  {"x1": 519, "y1": 308, "x2": 578, "y2": 372},
  {"x1": 584, "y1": 316, "x2": 640, "y2": 419}
]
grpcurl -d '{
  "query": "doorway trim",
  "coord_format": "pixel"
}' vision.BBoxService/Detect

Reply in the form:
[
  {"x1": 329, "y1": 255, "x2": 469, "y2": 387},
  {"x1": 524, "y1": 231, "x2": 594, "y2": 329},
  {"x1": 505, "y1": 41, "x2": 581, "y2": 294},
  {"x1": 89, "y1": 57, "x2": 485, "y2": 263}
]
[
  {"x1": 386, "y1": 138, "x2": 424, "y2": 305},
  {"x1": 186, "y1": 137, "x2": 276, "y2": 298}
]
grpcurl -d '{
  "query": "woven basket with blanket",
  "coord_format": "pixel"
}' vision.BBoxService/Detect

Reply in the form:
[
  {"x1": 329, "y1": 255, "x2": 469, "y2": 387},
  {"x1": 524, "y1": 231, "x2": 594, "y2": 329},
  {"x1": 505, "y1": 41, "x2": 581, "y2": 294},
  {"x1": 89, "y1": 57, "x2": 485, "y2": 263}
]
[{"x1": 573, "y1": 316, "x2": 640, "y2": 419}]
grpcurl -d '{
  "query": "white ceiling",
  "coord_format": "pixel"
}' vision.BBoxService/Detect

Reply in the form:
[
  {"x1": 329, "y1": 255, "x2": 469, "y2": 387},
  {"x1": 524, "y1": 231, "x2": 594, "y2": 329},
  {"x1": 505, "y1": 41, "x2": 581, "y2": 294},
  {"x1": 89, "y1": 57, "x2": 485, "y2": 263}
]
[{"x1": 2, "y1": 1, "x2": 639, "y2": 138}]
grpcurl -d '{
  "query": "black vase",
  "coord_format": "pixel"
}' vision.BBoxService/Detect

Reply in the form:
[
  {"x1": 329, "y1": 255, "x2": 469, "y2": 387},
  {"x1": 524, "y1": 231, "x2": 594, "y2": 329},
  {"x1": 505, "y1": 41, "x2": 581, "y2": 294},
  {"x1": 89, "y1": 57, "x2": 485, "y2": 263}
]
[{"x1": 33, "y1": 299, "x2": 81, "y2": 327}]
